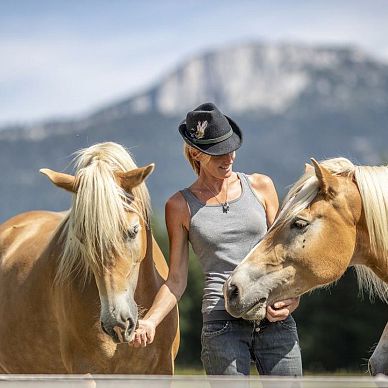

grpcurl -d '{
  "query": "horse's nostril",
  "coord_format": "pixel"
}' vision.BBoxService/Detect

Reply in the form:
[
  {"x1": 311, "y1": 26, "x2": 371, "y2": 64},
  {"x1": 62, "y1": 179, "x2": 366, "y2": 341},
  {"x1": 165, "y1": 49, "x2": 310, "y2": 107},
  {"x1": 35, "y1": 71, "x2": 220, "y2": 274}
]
[
  {"x1": 258, "y1": 297, "x2": 267, "y2": 304},
  {"x1": 228, "y1": 283, "x2": 239, "y2": 300},
  {"x1": 126, "y1": 317, "x2": 135, "y2": 331},
  {"x1": 101, "y1": 322, "x2": 109, "y2": 336}
]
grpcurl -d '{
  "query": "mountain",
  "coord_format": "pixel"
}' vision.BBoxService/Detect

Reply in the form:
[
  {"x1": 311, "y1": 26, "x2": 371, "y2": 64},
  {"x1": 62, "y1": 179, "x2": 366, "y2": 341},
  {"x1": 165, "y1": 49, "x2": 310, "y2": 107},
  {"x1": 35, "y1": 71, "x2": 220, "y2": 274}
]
[
  {"x1": 1, "y1": 42, "x2": 388, "y2": 223},
  {"x1": 103, "y1": 42, "x2": 388, "y2": 116}
]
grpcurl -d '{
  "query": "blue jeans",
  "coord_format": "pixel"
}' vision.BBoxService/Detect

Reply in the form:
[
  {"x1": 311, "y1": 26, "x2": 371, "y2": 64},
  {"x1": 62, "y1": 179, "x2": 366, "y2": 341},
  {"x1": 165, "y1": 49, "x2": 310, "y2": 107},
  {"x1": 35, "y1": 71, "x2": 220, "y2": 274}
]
[{"x1": 201, "y1": 315, "x2": 302, "y2": 376}]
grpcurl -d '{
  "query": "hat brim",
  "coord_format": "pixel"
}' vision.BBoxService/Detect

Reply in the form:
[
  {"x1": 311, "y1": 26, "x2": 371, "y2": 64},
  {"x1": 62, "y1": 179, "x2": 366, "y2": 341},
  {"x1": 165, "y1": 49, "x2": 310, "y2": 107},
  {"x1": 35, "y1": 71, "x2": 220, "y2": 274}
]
[{"x1": 178, "y1": 115, "x2": 242, "y2": 156}]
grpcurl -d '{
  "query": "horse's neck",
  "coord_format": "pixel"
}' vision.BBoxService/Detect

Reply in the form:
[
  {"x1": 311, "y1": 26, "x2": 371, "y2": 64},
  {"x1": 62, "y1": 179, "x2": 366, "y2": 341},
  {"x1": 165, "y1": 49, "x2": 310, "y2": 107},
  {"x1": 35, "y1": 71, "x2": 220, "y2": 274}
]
[
  {"x1": 134, "y1": 228, "x2": 166, "y2": 309},
  {"x1": 352, "y1": 211, "x2": 388, "y2": 283},
  {"x1": 45, "y1": 222, "x2": 99, "y2": 322}
]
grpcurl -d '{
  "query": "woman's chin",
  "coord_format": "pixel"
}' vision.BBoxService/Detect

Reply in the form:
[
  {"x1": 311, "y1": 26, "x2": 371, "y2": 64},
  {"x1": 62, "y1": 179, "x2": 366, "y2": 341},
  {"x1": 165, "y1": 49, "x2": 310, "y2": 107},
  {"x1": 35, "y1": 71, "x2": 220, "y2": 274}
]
[{"x1": 218, "y1": 168, "x2": 233, "y2": 178}]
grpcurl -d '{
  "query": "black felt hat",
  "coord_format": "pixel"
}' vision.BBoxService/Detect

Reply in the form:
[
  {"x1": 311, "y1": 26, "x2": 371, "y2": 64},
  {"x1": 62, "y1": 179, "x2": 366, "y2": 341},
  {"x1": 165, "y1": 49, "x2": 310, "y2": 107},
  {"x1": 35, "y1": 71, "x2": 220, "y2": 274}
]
[{"x1": 178, "y1": 102, "x2": 242, "y2": 156}]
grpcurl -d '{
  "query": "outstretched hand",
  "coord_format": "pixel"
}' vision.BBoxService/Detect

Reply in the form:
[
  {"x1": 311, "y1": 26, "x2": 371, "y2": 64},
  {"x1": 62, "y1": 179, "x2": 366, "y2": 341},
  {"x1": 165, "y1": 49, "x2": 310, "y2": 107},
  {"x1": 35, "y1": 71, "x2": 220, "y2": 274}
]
[
  {"x1": 266, "y1": 297, "x2": 300, "y2": 322},
  {"x1": 130, "y1": 319, "x2": 156, "y2": 348}
]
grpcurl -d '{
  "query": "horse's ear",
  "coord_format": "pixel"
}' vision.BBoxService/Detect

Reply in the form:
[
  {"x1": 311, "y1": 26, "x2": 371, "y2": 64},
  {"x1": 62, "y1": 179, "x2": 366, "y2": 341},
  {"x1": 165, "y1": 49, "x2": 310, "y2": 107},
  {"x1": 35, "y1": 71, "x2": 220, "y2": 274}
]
[
  {"x1": 116, "y1": 163, "x2": 155, "y2": 192},
  {"x1": 40, "y1": 168, "x2": 77, "y2": 193},
  {"x1": 310, "y1": 158, "x2": 338, "y2": 198},
  {"x1": 304, "y1": 163, "x2": 314, "y2": 174}
]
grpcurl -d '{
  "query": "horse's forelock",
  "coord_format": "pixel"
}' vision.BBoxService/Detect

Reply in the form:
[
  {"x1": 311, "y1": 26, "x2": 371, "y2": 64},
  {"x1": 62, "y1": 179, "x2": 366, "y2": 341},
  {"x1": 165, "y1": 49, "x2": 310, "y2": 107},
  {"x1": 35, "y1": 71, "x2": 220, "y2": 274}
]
[{"x1": 270, "y1": 157, "x2": 356, "y2": 234}]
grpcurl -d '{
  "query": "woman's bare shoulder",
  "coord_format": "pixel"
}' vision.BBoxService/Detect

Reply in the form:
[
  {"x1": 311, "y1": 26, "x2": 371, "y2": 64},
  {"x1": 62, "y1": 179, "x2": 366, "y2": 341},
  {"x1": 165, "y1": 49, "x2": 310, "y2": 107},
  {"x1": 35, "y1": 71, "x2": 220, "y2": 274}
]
[
  {"x1": 166, "y1": 191, "x2": 187, "y2": 211},
  {"x1": 247, "y1": 173, "x2": 275, "y2": 192},
  {"x1": 165, "y1": 191, "x2": 190, "y2": 227}
]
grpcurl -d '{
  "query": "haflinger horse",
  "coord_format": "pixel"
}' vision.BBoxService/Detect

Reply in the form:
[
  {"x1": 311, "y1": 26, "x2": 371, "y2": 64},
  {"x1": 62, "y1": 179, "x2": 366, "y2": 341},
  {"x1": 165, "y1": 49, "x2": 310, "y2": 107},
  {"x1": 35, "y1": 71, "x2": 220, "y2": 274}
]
[
  {"x1": 224, "y1": 157, "x2": 388, "y2": 375},
  {"x1": 0, "y1": 142, "x2": 179, "y2": 374}
]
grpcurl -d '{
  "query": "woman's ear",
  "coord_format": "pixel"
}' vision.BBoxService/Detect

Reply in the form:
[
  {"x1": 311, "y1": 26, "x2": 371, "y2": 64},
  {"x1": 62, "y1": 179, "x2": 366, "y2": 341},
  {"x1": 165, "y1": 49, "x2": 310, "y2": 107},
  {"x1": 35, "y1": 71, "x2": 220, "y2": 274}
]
[{"x1": 190, "y1": 148, "x2": 202, "y2": 161}]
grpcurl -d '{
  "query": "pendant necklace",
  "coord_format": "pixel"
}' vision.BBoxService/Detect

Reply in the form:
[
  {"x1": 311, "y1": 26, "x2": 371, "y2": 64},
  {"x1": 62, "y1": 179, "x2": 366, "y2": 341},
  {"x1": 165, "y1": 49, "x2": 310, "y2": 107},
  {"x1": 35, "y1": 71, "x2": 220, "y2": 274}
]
[{"x1": 203, "y1": 179, "x2": 230, "y2": 213}]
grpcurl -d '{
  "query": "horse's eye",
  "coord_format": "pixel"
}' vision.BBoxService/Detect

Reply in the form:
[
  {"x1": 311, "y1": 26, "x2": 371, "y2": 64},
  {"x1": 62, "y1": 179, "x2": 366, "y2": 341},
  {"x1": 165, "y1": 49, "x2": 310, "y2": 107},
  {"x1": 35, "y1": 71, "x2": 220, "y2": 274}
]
[
  {"x1": 127, "y1": 224, "x2": 139, "y2": 240},
  {"x1": 291, "y1": 219, "x2": 309, "y2": 230}
]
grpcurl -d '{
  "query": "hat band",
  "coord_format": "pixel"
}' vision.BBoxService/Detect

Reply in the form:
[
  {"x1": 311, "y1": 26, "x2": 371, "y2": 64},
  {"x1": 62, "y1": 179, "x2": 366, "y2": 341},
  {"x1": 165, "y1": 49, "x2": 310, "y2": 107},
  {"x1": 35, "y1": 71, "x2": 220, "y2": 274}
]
[{"x1": 190, "y1": 129, "x2": 233, "y2": 145}]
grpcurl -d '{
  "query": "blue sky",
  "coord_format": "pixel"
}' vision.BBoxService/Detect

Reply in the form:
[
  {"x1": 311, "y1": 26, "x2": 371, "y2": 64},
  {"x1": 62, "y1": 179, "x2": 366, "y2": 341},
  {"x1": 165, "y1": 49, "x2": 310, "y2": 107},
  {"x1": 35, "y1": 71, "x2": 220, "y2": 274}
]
[{"x1": 1, "y1": 0, "x2": 388, "y2": 124}]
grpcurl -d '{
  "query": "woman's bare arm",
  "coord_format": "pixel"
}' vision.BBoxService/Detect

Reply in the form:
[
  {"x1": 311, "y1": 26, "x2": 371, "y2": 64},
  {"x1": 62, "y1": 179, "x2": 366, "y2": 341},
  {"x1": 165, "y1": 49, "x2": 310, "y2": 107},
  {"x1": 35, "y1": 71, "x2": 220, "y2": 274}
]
[{"x1": 131, "y1": 192, "x2": 190, "y2": 347}]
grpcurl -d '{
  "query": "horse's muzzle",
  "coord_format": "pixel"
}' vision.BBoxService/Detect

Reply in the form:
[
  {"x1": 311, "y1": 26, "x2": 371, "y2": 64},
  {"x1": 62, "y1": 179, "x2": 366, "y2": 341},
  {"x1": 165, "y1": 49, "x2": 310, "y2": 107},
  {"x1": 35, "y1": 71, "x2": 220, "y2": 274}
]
[
  {"x1": 224, "y1": 276, "x2": 268, "y2": 321},
  {"x1": 368, "y1": 356, "x2": 388, "y2": 376},
  {"x1": 223, "y1": 279, "x2": 242, "y2": 316},
  {"x1": 101, "y1": 317, "x2": 136, "y2": 344}
]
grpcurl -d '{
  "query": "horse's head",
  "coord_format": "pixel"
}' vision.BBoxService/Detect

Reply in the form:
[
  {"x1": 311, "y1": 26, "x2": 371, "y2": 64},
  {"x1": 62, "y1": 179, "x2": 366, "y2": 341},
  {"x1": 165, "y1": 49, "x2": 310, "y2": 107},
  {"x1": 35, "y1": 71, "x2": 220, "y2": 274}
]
[
  {"x1": 41, "y1": 142, "x2": 154, "y2": 344},
  {"x1": 225, "y1": 158, "x2": 364, "y2": 321}
]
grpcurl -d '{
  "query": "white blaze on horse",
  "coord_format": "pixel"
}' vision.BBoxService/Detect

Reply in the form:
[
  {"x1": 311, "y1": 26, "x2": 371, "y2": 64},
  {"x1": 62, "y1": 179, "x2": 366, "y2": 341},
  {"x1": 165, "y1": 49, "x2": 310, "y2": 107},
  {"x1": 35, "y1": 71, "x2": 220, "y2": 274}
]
[
  {"x1": 224, "y1": 157, "x2": 388, "y2": 375},
  {"x1": 0, "y1": 142, "x2": 179, "y2": 374}
]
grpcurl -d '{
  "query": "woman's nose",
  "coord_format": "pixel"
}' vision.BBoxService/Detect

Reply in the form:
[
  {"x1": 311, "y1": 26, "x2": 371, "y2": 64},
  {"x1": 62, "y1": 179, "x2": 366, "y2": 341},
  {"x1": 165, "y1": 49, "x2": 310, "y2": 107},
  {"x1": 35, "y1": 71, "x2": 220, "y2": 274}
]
[{"x1": 224, "y1": 152, "x2": 235, "y2": 162}]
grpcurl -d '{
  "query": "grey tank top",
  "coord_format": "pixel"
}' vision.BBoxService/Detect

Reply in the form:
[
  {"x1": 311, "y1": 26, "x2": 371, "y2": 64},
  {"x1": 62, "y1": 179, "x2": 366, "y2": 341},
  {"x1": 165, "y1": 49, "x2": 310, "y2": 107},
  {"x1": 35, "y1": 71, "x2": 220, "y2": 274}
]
[{"x1": 180, "y1": 172, "x2": 267, "y2": 321}]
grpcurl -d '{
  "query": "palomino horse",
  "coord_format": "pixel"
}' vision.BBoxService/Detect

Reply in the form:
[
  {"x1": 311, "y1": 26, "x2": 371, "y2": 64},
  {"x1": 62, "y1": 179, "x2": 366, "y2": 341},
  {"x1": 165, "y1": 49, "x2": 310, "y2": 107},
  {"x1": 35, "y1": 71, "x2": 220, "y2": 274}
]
[
  {"x1": 224, "y1": 157, "x2": 388, "y2": 375},
  {"x1": 0, "y1": 142, "x2": 179, "y2": 374}
]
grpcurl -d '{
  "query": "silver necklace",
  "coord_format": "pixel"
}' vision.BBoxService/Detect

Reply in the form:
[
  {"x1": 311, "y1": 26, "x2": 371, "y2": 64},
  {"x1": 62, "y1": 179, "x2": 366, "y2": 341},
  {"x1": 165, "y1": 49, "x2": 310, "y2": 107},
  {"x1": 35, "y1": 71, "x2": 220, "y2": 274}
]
[{"x1": 203, "y1": 179, "x2": 230, "y2": 213}]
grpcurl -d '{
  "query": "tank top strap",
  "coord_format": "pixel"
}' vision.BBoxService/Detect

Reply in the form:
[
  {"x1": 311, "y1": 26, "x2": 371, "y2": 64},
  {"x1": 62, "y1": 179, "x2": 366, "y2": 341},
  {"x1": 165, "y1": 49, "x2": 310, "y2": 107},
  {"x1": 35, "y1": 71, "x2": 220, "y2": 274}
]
[
  {"x1": 179, "y1": 188, "x2": 202, "y2": 218},
  {"x1": 237, "y1": 172, "x2": 265, "y2": 209}
]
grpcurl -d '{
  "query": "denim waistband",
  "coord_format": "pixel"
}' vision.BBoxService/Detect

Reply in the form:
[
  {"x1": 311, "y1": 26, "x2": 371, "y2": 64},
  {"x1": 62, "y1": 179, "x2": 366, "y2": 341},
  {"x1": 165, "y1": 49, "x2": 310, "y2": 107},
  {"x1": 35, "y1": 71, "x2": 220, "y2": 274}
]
[{"x1": 202, "y1": 310, "x2": 277, "y2": 327}]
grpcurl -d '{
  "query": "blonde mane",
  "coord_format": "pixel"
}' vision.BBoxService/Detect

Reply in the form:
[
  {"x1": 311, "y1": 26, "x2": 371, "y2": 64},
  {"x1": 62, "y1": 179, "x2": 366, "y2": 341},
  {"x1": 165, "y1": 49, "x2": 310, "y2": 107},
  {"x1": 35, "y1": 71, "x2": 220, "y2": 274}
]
[
  {"x1": 55, "y1": 142, "x2": 151, "y2": 284},
  {"x1": 271, "y1": 157, "x2": 388, "y2": 302}
]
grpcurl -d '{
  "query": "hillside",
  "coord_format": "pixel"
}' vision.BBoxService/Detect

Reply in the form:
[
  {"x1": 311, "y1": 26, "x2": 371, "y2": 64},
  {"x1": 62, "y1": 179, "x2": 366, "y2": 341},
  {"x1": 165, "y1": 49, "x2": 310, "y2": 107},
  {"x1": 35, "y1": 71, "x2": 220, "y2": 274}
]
[{"x1": 1, "y1": 42, "x2": 388, "y2": 222}]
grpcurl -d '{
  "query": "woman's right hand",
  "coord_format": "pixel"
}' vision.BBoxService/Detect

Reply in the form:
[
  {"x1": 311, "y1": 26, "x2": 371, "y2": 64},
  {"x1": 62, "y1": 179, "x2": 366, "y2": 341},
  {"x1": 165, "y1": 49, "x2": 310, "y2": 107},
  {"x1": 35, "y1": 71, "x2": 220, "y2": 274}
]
[{"x1": 130, "y1": 319, "x2": 156, "y2": 348}]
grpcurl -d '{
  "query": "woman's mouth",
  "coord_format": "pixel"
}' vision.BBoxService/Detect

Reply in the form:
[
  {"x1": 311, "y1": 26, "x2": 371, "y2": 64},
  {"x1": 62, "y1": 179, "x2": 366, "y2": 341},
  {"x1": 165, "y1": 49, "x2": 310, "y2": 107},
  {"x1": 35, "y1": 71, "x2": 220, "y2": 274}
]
[{"x1": 220, "y1": 165, "x2": 232, "y2": 171}]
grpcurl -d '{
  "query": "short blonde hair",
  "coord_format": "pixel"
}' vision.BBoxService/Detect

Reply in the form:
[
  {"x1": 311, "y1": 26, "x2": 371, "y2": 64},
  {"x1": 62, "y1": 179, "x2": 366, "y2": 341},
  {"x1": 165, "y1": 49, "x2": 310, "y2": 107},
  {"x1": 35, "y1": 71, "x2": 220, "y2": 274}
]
[{"x1": 183, "y1": 144, "x2": 211, "y2": 176}]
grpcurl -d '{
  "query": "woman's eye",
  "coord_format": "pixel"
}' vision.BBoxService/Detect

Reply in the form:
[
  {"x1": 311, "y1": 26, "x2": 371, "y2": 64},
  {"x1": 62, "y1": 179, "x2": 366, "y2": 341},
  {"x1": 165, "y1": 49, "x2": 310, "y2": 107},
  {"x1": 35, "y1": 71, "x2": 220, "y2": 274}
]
[
  {"x1": 127, "y1": 224, "x2": 139, "y2": 240},
  {"x1": 291, "y1": 219, "x2": 309, "y2": 230}
]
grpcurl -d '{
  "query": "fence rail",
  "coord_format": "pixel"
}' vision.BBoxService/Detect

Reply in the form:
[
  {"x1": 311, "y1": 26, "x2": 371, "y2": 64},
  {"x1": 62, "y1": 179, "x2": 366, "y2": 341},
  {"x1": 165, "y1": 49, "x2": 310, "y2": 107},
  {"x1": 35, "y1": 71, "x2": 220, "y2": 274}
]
[{"x1": 0, "y1": 375, "x2": 387, "y2": 388}]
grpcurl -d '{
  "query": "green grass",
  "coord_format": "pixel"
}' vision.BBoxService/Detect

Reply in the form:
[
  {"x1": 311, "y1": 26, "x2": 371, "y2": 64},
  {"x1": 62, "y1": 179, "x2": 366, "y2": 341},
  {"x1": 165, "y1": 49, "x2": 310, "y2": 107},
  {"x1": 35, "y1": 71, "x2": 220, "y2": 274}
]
[{"x1": 175, "y1": 366, "x2": 205, "y2": 375}]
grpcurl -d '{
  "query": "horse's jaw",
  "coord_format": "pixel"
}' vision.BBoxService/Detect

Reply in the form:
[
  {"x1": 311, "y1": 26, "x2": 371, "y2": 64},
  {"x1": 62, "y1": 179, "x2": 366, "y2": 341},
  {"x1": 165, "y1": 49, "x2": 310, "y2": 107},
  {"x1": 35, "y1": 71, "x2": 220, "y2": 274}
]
[{"x1": 224, "y1": 265, "x2": 297, "y2": 322}]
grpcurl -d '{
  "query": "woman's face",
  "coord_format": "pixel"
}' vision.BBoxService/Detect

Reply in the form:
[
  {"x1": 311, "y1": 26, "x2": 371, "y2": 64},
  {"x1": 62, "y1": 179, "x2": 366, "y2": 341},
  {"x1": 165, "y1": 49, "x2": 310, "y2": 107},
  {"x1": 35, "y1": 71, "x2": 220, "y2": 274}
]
[{"x1": 201, "y1": 151, "x2": 236, "y2": 179}]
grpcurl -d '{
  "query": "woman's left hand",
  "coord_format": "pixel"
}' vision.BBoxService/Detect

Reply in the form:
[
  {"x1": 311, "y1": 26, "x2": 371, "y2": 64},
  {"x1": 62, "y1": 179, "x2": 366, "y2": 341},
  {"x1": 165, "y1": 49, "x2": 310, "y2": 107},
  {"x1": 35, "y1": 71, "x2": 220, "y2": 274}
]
[{"x1": 265, "y1": 297, "x2": 300, "y2": 322}]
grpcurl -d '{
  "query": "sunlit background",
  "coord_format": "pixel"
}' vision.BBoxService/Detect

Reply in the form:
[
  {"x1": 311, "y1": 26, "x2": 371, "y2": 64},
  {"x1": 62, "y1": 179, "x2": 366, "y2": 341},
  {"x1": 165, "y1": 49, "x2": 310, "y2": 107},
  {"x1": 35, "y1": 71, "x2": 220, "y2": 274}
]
[{"x1": 1, "y1": 0, "x2": 387, "y2": 373}]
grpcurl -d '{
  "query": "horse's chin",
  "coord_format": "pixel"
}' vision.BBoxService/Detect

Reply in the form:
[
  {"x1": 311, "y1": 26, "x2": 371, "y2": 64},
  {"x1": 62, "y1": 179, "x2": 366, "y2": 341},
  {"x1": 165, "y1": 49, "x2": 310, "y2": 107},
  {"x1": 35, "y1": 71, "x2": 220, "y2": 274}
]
[
  {"x1": 241, "y1": 302, "x2": 267, "y2": 322},
  {"x1": 225, "y1": 292, "x2": 269, "y2": 321}
]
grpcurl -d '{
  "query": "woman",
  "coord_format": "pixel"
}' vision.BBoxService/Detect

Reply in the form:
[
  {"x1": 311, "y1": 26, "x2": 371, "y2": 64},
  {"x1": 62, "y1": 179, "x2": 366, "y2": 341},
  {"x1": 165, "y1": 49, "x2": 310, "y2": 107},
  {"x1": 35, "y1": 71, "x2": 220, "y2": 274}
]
[{"x1": 132, "y1": 103, "x2": 302, "y2": 376}]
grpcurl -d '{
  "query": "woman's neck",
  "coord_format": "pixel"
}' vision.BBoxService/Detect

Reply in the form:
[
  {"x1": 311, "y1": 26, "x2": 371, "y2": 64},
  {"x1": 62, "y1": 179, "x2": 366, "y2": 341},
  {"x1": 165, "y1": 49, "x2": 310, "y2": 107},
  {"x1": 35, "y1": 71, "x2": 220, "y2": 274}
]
[{"x1": 196, "y1": 171, "x2": 235, "y2": 192}]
